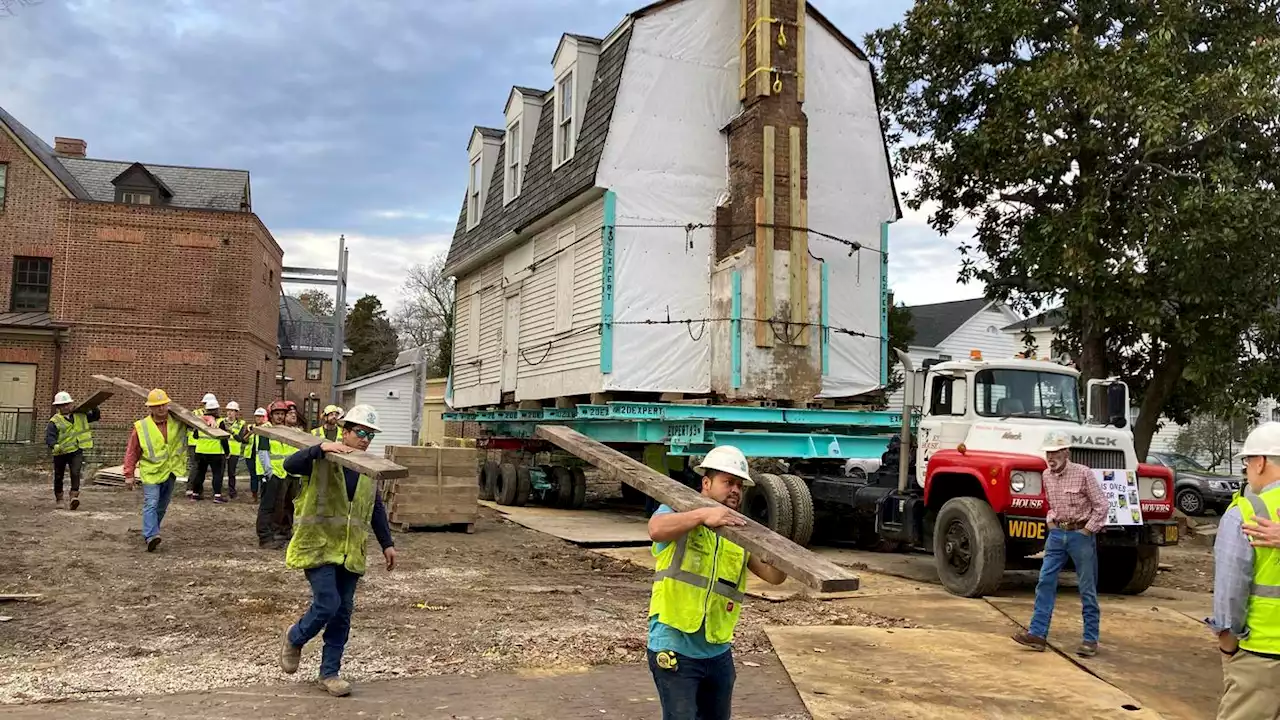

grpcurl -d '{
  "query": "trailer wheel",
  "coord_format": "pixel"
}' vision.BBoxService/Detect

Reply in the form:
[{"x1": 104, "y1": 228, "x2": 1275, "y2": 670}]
[
  {"x1": 1097, "y1": 545, "x2": 1159, "y2": 595},
  {"x1": 495, "y1": 463, "x2": 519, "y2": 506},
  {"x1": 570, "y1": 467, "x2": 588, "y2": 509},
  {"x1": 514, "y1": 465, "x2": 532, "y2": 507},
  {"x1": 779, "y1": 474, "x2": 814, "y2": 547},
  {"x1": 551, "y1": 466, "x2": 574, "y2": 508},
  {"x1": 479, "y1": 461, "x2": 499, "y2": 502},
  {"x1": 745, "y1": 473, "x2": 793, "y2": 537},
  {"x1": 933, "y1": 497, "x2": 1005, "y2": 598}
]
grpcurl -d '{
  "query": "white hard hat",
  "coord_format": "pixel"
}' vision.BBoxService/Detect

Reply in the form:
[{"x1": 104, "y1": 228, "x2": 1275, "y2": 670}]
[
  {"x1": 204, "y1": 397, "x2": 220, "y2": 410},
  {"x1": 226, "y1": 401, "x2": 240, "y2": 411},
  {"x1": 53, "y1": 391, "x2": 73, "y2": 405},
  {"x1": 201, "y1": 393, "x2": 216, "y2": 403},
  {"x1": 694, "y1": 445, "x2": 754, "y2": 485},
  {"x1": 254, "y1": 407, "x2": 268, "y2": 417},
  {"x1": 1237, "y1": 423, "x2": 1280, "y2": 458},
  {"x1": 1042, "y1": 430, "x2": 1073, "y2": 455},
  {"x1": 342, "y1": 404, "x2": 381, "y2": 433}
]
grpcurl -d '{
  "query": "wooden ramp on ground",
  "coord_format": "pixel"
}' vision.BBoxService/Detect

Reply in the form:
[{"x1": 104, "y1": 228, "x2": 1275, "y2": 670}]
[
  {"x1": 479, "y1": 501, "x2": 652, "y2": 546},
  {"x1": 766, "y1": 625, "x2": 1159, "y2": 719}
]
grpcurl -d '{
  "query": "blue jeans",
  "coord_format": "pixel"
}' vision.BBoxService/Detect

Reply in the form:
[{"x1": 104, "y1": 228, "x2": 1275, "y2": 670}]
[
  {"x1": 288, "y1": 564, "x2": 360, "y2": 678},
  {"x1": 141, "y1": 475, "x2": 175, "y2": 541},
  {"x1": 1029, "y1": 528, "x2": 1100, "y2": 643},
  {"x1": 648, "y1": 649, "x2": 735, "y2": 720}
]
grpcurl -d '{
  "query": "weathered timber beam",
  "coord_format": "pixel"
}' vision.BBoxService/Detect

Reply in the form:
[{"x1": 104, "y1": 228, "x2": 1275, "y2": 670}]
[
  {"x1": 252, "y1": 424, "x2": 408, "y2": 481},
  {"x1": 71, "y1": 390, "x2": 113, "y2": 416},
  {"x1": 92, "y1": 375, "x2": 228, "y2": 438},
  {"x1": 534, "y1": 425, "x2": 859, "y2": 593}
]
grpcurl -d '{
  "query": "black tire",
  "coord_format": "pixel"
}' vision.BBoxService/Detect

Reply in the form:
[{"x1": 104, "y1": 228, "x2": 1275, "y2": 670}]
[
  {"x1": 745, "y1": 473, "x2": 794, "y2": 537},
  {"x1": 933, "y1": 496, "x2": 1006, "y2": 598},
  {"x1": 779, "y1": 474, "x2": 814, "y2": 547},
  {"x1": 495, "y1": 463, "x2": 519, "y2": 506},
  {"x1": 570, "y1": 467, "x2": 587, "y2": 509},
  {"x1": 479, "y1": 461, "x2": 499, "y2": 502},
  {"x1": 552, "y1": 466, "x2": 574, "y2": 508},
  {"x1": 1176, "y1": 487, "x2": 1205, "y2": 516},
  {"x1": 1097, "y1": 545, "x2": 1160, "y2": 595},
  {"x1": 514, "y1": 465, "x2": 532, "y2": 507}
]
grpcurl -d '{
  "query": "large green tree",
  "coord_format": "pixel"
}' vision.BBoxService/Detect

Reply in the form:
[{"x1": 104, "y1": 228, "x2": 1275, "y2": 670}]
[
  {"x1": 868, "y1": 0, "x2": 1280, "y2": 456},
  {"x1": 345, "y1": 295, "x2": 400, "y2": 378}
]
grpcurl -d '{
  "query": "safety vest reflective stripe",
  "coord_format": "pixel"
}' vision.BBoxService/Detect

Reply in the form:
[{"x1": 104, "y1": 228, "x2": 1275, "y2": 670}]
[
  {"x1": 648, "y1": 524, "x2": 749, "y2": 644},
  {"x1": 1244, "y1": 493, "x2": 1280, "y2": 599},
  {"x1": 285, "y1": 461, "x2": 376, "y2": 575},
  {"x1": 135, "y1": 416, "x2": 185, "y2": 485},
  {"x1": 652, "y1": 535, "x2": 747, "y2": 603},
  {"x1": 1235, "y1": 486, "x2": 1280, "y2": 655},
  {"x1": 51, "y1": 414, "x2": 93, "y2": 454}
]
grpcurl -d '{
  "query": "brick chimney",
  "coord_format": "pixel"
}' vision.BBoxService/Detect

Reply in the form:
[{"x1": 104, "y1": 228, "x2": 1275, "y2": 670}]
[{"x1": 53, "y1": 137, "x2": 87, "y2": 158}]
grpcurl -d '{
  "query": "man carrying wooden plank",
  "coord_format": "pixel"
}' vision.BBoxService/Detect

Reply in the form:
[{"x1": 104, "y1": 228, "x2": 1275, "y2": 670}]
[
  {"x1": 311, "y1": 405, "x2": 344, "y2": 441},
  {"x1": 191, "y1": 396, "x2": 232, "y2": 504},
  {"x1": 45, "y1": 391, "x2": 100, "y2": 510},
  {"x1": 185, "y1": 393, "x2": 214, "y2": 499},
  {"x1": 646, "y1": 445, "x2": 786, "y2": 720},
  {"x1": 277, "y1": 404, "x2": 397, "y2": 697},
  {"x1": 122, "y1": 389, "x2": 187, "y2": 552},
  {"x1": 224, "y1": 402, "x2": 248, "y2": 501},
  {"x1": 248, "y1": 407, "x2": 268, "y2": 502},
  {"x1": 256, "y1": 401, "x2": 296, "y2": 548}
]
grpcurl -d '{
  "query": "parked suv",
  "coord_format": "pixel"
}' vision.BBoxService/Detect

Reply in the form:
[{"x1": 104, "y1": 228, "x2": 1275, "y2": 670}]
[{"x1": 1146, "y1": 451, "x2": 1241, "y2": 516}]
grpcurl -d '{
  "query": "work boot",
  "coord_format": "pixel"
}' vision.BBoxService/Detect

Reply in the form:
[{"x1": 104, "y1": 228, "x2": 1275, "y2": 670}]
[
  {"x1": 54, "y1": 494, "x2": 64, "y2": 509},
  {"x1": 279, "y1": 630, "x2": 301, "y2": 674},
  {"x1": 1011, "y1": 631, "x2": 1047, "y2": 652},
  {"x1": 213, "y1": 495, "x2": 228, "y2": 504},
  {"x1": 146, "y1": 537, "x2": 162, "y2": 553},
  {"x1": 1077, "y1": 641, "x2": 1098, "y2": 657},
  {"x1": 252, "y1": 491, "x2": 259, "y2": 502},
  {"x1": 316, "y1": 675, "x2": 352, "y2": 697},
  {"x1": 69, "y1": 492, "x2": 80, "y2": 511}
]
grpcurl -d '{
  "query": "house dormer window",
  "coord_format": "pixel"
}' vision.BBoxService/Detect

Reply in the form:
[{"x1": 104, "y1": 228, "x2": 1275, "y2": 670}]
[
  {"x1": 468, "y1": 156, "x2": 482, "y2": 228},
  {"x1": 466, "y1": 127, "x2": 501, "y2": 230},
  {"x1": 503, "y1": 87, "x2": 544, "y2": 205},
  {"x1": 121, "y1": 191, "x2": 153, "y2": 205},
  {"x1": 110, "y1": 162, "x2": 172, "y2": 206},
  {"x1": 505, "y1": 120, "x2": 522, "y2": 203},
  {"x1": 555, "y1": 72, "x2": 576, "y2": 166}
]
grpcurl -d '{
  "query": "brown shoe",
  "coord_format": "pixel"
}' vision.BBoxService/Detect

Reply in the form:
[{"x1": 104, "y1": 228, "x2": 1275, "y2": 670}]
[
  {"x1": 1077, "y1": 641, "x2": 1098, "y2": 657},
  {"x1": 55, "y1": 495, "x2": 65, "y2": 510},
  {"x1": 279, "y1": 630, "x2": 301, "y2": 674},
  {"x1": 69, "y1": 492, "x2": 80, "y2": 511},
  {"x1": 316, "y1": 675, "x2": 351, "y2": 697},
  {"x1": 1012, "y1": 631, "x2": 1047, "y2": 651}
]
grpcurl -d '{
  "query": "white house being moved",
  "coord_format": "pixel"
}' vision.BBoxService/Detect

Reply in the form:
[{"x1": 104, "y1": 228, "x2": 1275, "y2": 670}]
[{"x1": 444, "y1": 0, "x2": 899, "y2": 408}]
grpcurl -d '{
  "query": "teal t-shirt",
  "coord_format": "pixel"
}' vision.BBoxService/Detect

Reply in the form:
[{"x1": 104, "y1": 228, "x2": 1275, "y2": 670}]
[{"x1": 646, "y1": 505, "x2": 736, "y2": 658}]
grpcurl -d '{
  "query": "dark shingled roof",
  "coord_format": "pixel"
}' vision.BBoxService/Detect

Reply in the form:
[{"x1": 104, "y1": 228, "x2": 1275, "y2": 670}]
[
  {"x1": 513, "y1": 86, "x2": 549, "y2": 97},
  {"x1": 0, "y1": 105, "x2": 90, "y2": 198},
  {"x1": 475, "y1": 127, "x2": 505, "y2": 140},
  {"x1": 58, "y1": 157, "x2": 250, "y2": 211},
  {"x1": 445, "y1": 26, "x2": 633, "y2": 276},
  {"x1": 1003, "y1": 308, "x2": 1064, "y2": 332},
  {"x1": 906, "y1": 298, "x2": 992, "y2": 348}
]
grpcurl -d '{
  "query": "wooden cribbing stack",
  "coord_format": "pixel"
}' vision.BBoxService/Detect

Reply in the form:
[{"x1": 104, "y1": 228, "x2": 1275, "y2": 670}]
[{"x1": 535, "y1": 426, "x2": 859, "y2": 593}]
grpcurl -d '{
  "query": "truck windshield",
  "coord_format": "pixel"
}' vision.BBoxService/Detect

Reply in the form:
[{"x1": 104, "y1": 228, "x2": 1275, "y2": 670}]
[{"x1": 974, "y1": 369, "x2": 1081, "y2": 423}]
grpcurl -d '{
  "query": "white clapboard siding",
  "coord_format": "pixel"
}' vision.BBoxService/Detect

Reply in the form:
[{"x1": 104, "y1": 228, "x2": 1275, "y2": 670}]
[
  {"x1": 451, "y1": 268, "x2": 481, "y2": 390},
  {"x1": 477, "y1": 260, "x2": 504, "y2": 386},
  {"x1": 345, "y1": 368, "x2": 417, "y2": 457},
  {"x1": 940, "y1": 307, "x2": 1023, "y2": 362}
]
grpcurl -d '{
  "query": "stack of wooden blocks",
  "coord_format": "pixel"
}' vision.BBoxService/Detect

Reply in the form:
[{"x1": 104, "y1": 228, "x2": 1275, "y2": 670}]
[{"x1": 382, "y1": 445, "x2": 479, "y2": 533}]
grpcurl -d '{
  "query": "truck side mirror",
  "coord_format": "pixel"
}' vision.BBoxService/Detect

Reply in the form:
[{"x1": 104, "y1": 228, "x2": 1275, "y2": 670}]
[
  {"x1": 1086, "y1": 378, "x2": 1131, "y2": 428},
  {"x1": 1107, "y1": 382, "x2": 1128, "y2": 428}
]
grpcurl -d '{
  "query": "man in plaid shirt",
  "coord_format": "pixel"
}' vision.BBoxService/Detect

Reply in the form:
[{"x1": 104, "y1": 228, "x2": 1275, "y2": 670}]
[{"x1": 1013, "y1": 430, "x2": 1109, "y2": 657}]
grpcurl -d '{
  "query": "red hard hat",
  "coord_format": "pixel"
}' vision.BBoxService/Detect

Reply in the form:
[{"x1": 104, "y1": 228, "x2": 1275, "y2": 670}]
[
  {"x1": 284, "y1": 400, "x2": 298, "y2": 409},
  {"x1": 268, "y1": 400, "x2": 289, "y2": 413}
]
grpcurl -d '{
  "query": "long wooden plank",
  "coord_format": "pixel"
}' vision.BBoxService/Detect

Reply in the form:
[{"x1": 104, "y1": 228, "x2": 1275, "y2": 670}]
[
  {"x1": 789, "y1": 126, "x2": 808, "y2": 344},
  {"x1": 796, "y1": 0, "x2": 806, "y2": 102},
  {"x1": 92, "y1": 375, "x2": 228, "y2": 438},
  {"x1": 71, "y1": 390, "x2": 113, "y2": 416},
  {"x1": 535, "y1": 425, "x2": 859, "y2": 593},
  {"x1": 253, "y1": 424, "x2": 408, "y2": 480}
]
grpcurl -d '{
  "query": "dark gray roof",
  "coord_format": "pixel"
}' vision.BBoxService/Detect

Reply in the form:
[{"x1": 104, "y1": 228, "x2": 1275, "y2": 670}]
[
  {"x1": 566, "y1": 33, "x2": 603, "y2": 43},
  {"x1": 0, "y1": 311, "x2": 65, "y2": 329},
  {"x1": 475, "y1": 127, "x2": 505, "y2": 140},
  {"x1": 58, "y1": 157, "x2": 249, "y2": 211},
  {"x1": 0, "y1": 105, "x2": 90, "y2": 198},
  {"x1": 1003, "y1": 308, "x2": 1064, "y2": 332},
  {"x1": 907, "y1": 298, "x2": 992, "y2": 347},
  {"x1": 513, "y1": 86, "x2": 549, "y2": 97},
  {"x1": 446, "y1": 26, "x2": 632, "y2": 275}
]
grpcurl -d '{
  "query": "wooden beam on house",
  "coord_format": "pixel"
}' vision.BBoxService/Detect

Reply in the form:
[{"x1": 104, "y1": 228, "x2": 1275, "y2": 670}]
[
  {"x1": 92, "y1": 375, "x2": 228, "y2": 438},
  {"x1": 790, "y1": 125, "x2": 808, "y2": 345},
  {"x1": 535, "y1": 425, "x2": 859, "y2": 593},
  {"x1": 796, "y1": 0, "x2": 807, "y2": 102},
  {"x1": 71, "y1": 390, "x2": 113, "y2": 416},
  {"x1": 755, "y1": 126, "x2": 776, "y2": 348},
  {"x1": 252, "y1": 424, "x2": 409, "y2": 481},
  {"x1": 739, "y1": 0, "x2": 749, "y2": 102},
  {"x1": 759, "y1": 0, "x2": 772, "y2": 97}
]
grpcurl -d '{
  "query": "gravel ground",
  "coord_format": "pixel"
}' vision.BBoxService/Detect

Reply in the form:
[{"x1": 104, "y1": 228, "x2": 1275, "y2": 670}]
[{"x1": 0, "y1": 467, "x2": 904, "y2": 705}]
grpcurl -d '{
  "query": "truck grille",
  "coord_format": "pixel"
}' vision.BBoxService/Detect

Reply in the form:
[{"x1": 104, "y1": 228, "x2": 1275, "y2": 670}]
[{"x1": 1070, "y1": 448, "x2": 1126, "y2": 469}]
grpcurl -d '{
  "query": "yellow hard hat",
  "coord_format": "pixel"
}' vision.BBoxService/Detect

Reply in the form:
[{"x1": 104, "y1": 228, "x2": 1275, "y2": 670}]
[
  {"x1": 145, "y1": 388, "x2": 171, "y2": 406},
  {"x1": 323, "y1": 404, "x2": 343, "y2": 417}
]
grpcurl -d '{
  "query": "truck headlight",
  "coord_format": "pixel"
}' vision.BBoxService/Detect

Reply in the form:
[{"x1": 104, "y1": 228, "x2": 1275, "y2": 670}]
[
  {"x1": 1011, "y1": 472, "x2": 1027, "y2": 493},
  {"x1": 1209, "y1": 480, "x2": 1230, "y2": 492},
  {"x1": 1151, "y1": 479, "x2": 1167, "y2": 499}
]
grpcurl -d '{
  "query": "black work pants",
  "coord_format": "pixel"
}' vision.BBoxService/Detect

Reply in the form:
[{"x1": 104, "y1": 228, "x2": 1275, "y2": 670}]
[
  {"x1": 256, "y1": 474, "x2": 298, "y2": 545},
  {"x1": 192, "y1": 453, "x2": 224, "y2": 498},
  {"x1": 53, "y1": 450, "x2": 83, "y2": 497},
  {"x1": 226, "y1": 456, "x2": 241, "y2": 496}
]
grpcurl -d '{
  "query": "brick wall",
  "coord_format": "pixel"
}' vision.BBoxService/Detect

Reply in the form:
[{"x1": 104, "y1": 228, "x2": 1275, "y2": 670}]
[{"x1": 276, "y1": 356, "x2": 346, "y2": 424}]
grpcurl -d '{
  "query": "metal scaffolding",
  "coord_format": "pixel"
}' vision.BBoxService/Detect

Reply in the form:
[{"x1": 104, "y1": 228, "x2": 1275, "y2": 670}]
[{"x1": 280, "y1": 235, "x2": 349, "y2": 404}]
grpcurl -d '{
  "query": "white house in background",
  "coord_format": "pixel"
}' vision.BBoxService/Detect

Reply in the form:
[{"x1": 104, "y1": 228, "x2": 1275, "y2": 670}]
[
  {"x1": 1001, "y1": 308, "x2": 1066, "y2": 361},
  {"x1": 888, "y1": 298, "x2": 1022, "y2": 408},
  {"x1": 337, "y1": 347, "x2": 430, "y2": 457}
]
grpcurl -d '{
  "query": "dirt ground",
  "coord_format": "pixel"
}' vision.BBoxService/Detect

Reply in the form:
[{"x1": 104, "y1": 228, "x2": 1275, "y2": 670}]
[{"x1": 0, "y1": 468, "x2": 903, "y2": 705}]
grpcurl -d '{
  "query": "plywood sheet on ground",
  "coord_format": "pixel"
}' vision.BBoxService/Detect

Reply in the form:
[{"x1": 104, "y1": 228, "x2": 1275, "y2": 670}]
[
  {"x1": 767, "y1": 625, "x2": 1157, "y2": 720},
  {"x1": 989, "y1": 596, "x2": 1219, "y2": 720},
  {"x1": 844, "y1": 592, "x2": 1018, "y2": 635},
  {"x1": 478, "y1": 501, "x2": 652, "y2": 546}
]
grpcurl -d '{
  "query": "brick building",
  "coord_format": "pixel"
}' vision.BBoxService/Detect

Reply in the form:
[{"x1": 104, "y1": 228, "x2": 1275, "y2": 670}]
[
  {"x1": 0, "y1": 104, "x2": 283, "y2": 449},
  {"x1": 276, "y1": 294, "x2": 349, "y2": 427}
]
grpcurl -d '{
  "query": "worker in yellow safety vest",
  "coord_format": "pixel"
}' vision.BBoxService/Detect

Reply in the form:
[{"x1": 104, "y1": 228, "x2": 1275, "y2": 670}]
[
  {"x1": 45, "y1": 391, "x2": 100, "y2": 510},
  {"x1": 248, "y1": 407, "x2": 268, "y2": 501},
  {"x1": 1211, "y1": 422, "x2": 1280, "y2": 719},
  {"x1": 224, "y1": 401, "x2": 249, "y2": 501},
  {"x1": 278, "y1": 404, "x2": 396, "y2": 697},
  {"x1": 645, "y1": 445, "x2": 786, "y2": 720},
  {"x1": 311, "y1": 405, "x2": 344, "y2": 442},
  {"x1": 190, "y1": 396, "x2": 231, "y2": 503},
  {"x1": 123, "y1": 389, "x2": 187, "y2": 552},
  {"x1": 185, "y1": 393, "x2": 213, "y2": 499},
  {"x1": 256, "y1": 400, "x2": 296, "y2": 549}
]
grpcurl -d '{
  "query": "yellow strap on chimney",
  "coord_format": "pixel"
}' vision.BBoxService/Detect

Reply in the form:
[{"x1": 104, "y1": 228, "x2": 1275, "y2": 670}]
[{"x1": 739, "y1": 16, "x2": 779, "y2": 48}]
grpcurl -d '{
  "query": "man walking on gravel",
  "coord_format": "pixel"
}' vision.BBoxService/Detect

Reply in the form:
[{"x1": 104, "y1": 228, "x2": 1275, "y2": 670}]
[
  {"x1": 1012, "y1": 430, "x2": 1108, "y2": 657},
  {"x1": 123, "y1": 389, "x2": 186, "y2": 552},
  {"x1": 645, "y1": 445, "x2": 786, "y2": 720},
  {"x1": 46, "y1": 391, "x2": 100, "y2": 510},
  {"x1": 277, "y1": 404, "x2": 397, "y2": 697}
]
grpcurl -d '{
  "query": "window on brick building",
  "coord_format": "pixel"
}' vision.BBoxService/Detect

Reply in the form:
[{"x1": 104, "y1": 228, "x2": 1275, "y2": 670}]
[
  {"x1": 11, "y1": 257, "x2": 51, "y2": 312},
  {"x1": 306, "y1": 358, "x2": 322, "y2": 381},
  {"x1": 119, "y1": 191, "x2": 153, "y2": 205},
  {"x1": 0, "y1": 163, "x2": 7, "y2": 209}
]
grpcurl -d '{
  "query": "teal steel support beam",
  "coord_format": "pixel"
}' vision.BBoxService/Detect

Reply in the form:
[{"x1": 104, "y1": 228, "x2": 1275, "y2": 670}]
[
  {"x1": 731, "y1": 270, "x2": 743, "y2": 389},
  {"x1": 879, "y1": 221, "x2": 889, "y2": 386},
  {"x1": 820, "y1": 261, "x2": 830, "y2": 376},
  {"x1": 445, "y1": 402, "x2": 910, "y2": 429},
  {"x1": 672, "y1": 432, "x2": 892, "y2": 460},
  {"x1": 600, "y1": 190, "x2": 618, "y2": 374}
]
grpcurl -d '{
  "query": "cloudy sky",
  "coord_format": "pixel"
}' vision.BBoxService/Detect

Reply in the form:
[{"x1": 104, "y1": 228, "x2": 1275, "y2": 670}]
[{"x1": 0, "y1": 0, "x2": 979, "y2": 311}]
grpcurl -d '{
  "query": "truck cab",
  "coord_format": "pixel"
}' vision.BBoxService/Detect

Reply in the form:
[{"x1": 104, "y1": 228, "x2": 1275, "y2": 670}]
[{"x1": 885, "y1": 352, "x2": 1178, "y2": 597}]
